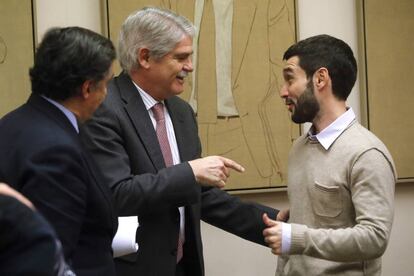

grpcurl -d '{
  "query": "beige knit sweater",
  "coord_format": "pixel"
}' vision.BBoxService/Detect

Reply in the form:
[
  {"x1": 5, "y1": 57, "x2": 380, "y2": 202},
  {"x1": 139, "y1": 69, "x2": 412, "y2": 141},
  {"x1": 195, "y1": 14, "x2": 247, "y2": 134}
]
[{"x1": 277, "y1": 121, "x2": 396, "y2": 276}]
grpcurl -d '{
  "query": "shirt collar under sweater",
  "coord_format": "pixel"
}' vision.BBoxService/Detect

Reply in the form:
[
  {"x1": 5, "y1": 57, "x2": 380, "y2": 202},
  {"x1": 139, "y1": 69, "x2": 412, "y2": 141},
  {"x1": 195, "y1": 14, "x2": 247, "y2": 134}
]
[{"x1": 308, "y1": 107, "x2": 356, "y2": 150}]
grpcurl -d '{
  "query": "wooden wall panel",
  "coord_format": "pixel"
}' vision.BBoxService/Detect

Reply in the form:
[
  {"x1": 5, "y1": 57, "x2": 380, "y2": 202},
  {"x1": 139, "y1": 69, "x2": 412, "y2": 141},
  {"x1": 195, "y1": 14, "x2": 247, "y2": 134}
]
[
  {"x1": 0, "y1": 0, "x2": 34, "y2": 117},
  {"x1": 364, "y1": 0, "x2": 414, "y2": 179}
]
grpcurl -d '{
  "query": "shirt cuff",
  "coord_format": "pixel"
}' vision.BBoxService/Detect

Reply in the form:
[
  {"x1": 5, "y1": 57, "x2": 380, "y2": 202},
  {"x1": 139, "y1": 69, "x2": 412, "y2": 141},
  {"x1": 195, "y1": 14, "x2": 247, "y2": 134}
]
[{"x1": 281, "y1": 222, "x2": 291, "y2": 254}]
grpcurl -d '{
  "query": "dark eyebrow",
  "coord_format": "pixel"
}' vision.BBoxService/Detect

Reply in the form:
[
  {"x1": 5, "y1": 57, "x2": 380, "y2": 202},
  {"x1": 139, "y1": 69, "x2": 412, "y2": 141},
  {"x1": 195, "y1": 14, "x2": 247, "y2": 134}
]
[{"x1": 283, "y1": 67, "x2": 294, "y2": 78}]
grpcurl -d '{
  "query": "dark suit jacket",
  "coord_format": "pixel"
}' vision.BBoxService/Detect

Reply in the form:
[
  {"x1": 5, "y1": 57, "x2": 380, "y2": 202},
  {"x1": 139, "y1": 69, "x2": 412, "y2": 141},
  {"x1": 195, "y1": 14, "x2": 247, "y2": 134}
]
[
  {"x1": 0, "y1": 194, "x2": 62, "y2": 276},
  {"x1": 0, "y1": 94, "x2": 117, "y2": 276},
  {"x1": 81, "y1": 73, "x2": 278, "y2": 276}
]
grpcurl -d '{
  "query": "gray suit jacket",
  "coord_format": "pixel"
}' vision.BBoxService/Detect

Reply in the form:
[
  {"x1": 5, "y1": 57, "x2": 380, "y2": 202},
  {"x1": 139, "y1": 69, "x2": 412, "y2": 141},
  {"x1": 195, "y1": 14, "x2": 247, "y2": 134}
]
[{"x1": 81, "y1": 72, "x2": 278, "y2": 276}]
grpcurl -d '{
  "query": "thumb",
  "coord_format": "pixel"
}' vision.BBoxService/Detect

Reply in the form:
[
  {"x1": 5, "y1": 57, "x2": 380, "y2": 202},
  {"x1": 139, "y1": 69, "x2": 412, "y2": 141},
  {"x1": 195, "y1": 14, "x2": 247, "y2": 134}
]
[{"x1": 262, "y1": 213, "x2": 278, "y2": 227}]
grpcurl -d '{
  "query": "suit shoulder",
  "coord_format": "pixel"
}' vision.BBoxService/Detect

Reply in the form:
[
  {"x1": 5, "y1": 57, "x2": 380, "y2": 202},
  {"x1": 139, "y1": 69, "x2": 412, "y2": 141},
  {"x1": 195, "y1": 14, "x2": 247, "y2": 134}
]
[
  {"x1": 168, "y1": 96, "x2": 194, "y2": 112},
  {"x1": 169, "y1": 95, "x2": 189, "y2": 105},
  {"x1": 101, "y1": 74, "x2": 135, "y2": 113},
  {"x1": 1, "y1": 107, "x2": 79, "y2": 154},
  {"x1": 105, "y1": 78, "x2": 123, "y2": 106}
]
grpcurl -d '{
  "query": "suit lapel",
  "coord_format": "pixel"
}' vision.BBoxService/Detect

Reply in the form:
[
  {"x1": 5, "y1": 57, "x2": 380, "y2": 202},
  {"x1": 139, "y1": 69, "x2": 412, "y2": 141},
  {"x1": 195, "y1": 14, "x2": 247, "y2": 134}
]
[
  {"x1": 116, "y1": 73, "x2": 166, "y2": 170},
  {"x1": 165, "y1": 98, "x2": 193, "y2": 162}
]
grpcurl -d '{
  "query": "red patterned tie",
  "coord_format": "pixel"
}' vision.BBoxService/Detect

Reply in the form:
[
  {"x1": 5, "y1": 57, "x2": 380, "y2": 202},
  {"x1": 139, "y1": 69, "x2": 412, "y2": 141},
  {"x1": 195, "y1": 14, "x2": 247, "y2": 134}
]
[
  {"x1": 152, "y1": 103, "x2": 184, "y2": 262},
  {"x1": 152, "y1": 103, "x2": 173, "y2": 167}
]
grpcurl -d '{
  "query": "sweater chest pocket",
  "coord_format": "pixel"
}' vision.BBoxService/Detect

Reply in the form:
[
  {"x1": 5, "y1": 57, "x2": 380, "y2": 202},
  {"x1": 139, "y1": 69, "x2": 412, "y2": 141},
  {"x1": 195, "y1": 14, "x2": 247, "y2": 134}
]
[{"x1": 311, "y1": 181, "x2": 343, "y2": 218}]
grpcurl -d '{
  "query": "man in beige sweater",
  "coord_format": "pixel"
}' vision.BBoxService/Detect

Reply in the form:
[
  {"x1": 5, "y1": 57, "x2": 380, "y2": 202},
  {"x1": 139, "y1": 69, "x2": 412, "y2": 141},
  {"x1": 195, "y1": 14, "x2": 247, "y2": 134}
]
[{"x1": 262, "y1": 34, "x2": 396, "y2": 275}]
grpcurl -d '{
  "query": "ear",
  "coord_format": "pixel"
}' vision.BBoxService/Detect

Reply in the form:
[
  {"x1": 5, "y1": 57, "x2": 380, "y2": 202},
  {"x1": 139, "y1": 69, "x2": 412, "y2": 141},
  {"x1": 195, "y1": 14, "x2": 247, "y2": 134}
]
[
  {"x1": 80, "y1": 80, "x2": 93, "y2": 99},
  {"x1": 137, "y1": 48, "x2": 151, "y2": 69},
  {"x1": 313, "y1": 67, "x2": 329, "y2": 90}
]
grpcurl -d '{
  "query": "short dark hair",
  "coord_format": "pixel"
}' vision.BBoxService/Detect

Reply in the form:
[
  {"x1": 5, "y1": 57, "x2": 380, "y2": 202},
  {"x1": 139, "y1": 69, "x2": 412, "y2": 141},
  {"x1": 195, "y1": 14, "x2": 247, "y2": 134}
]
[
  {"x1": 283, "y1": 34, "x2": 357, "y2": 101},
  {"x1": 30, "y1": 27, "x2": 115, "y2": 101}
]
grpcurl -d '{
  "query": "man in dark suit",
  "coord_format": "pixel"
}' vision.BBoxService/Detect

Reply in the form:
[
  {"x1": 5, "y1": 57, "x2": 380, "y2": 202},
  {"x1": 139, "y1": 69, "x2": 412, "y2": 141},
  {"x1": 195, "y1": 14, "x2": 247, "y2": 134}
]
[
  {"x1": 0, "y1": 27, "x2": 117, "y2": 276},
  {"x1": 0, "y1": 183, "x2": 73, "y2": 276},
  {"x1": 81, "y1": 7, "x2": 279, "y2": 276}
]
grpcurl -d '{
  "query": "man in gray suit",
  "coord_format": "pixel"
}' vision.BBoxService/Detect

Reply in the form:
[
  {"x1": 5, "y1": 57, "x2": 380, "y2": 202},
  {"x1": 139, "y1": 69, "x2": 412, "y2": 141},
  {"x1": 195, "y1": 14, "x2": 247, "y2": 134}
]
[{"x1": 81, "y1": 7, "x2": 279, "y2": 276}]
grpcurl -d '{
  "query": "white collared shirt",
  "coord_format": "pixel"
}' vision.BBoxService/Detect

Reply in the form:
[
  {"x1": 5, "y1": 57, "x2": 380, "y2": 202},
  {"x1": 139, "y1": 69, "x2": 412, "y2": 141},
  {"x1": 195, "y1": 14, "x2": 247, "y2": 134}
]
[
  {"x1": 132, "y1": 81, "x2": 185, "y2": 239},
  {"x1": 308, "y1": 108, "x2": 356, "y2": 150}
]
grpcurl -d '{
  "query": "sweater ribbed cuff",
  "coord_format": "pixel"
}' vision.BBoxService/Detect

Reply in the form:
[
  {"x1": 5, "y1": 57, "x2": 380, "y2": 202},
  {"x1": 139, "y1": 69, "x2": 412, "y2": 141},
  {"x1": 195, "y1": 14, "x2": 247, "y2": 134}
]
[{"x1": 289, "y1": 223, "x2": 308, "y2": 254}]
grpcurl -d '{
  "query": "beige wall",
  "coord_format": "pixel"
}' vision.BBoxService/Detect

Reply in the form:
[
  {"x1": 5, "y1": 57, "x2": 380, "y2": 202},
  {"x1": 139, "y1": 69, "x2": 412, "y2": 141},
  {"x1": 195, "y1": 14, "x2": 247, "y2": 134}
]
[
  {"x1": 34, "y1": 0, "x2": 414, "y2": 275},
  {"x1": 34, "y1": 0, "x2": 102, "y2": 43}
]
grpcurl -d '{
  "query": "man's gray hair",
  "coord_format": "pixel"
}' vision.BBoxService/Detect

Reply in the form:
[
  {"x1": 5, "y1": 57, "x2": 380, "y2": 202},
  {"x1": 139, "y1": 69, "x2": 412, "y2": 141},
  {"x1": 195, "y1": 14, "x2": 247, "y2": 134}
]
[{"x1": 118, "y1": 6, "x2": 195, "y2": 72}]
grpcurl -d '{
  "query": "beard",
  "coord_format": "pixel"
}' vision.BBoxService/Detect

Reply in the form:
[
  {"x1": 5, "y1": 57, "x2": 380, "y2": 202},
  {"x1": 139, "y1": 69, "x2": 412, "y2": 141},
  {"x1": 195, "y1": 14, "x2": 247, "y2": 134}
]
[{"x1": 291, "y1": 81, "x2": 320, "y2": 124}]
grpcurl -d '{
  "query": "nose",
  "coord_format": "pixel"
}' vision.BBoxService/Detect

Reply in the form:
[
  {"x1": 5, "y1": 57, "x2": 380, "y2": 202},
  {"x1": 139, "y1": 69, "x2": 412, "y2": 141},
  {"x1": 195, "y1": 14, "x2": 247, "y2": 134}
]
[
  {"x1": 183, "y1": 57, "x2": 193, "y2": 72},
  {"x1": 279, "y1": 83, "x2": 288, "y2": 98}
]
